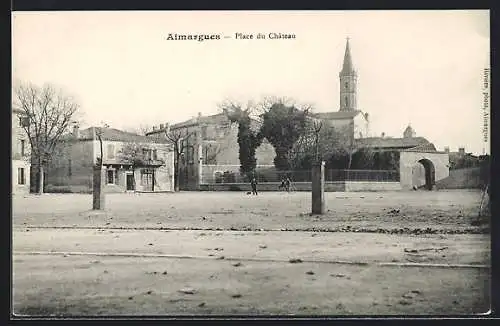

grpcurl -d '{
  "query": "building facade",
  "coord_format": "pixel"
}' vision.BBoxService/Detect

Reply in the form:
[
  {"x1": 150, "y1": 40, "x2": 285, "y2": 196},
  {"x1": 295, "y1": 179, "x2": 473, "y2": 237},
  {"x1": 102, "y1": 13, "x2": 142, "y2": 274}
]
[
  {"x1": 46, "y1": 126, "x2": 175, "y2": 193},
  {"x1": 146, "y1": 112, "x2": 276, "y2": 190},
  {"x1": 12, "y1": 108, "x2": 31, "y2": 195}
]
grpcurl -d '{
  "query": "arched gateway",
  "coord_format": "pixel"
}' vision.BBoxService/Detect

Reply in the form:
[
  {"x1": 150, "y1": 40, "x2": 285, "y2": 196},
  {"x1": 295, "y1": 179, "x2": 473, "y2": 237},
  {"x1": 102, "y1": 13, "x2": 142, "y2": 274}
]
[
  {"x1": 414, "y1": 158, "x2": 436, "y2": 190},
  {"x1": 400, "y1": 152, "x2": 449, "y2": 190}
]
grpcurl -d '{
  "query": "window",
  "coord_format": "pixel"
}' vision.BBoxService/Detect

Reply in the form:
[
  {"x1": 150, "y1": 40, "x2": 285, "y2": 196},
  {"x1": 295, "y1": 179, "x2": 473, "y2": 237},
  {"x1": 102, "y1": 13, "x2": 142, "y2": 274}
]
[
  {"x1": 201, "y1": 126, "x2": 207, "y2": 139},
  {"x1": 19, "y1": 116, "x2": 29, "y2": 127},
  {"x1": 107, "y1": 144, "x2": 115, "y2": 159},
  {"x1": 18, "y1": 168, "x2": 25, "y2": 185},
  {"x1": 152, "y1": 149, "x2": 158, "y2": 160},
  {"x1": 345, "y1": 96, "x2": 348, "y2": 106},
  {"x1": 107, "y1": 169, "x2": 117, "y2": 184},
  {"x1": 345, "y1": 81, "x2": 349, "y2": 89},
  {"x1": 20, "y1": 140, "x2": 25, "y2": 156}
]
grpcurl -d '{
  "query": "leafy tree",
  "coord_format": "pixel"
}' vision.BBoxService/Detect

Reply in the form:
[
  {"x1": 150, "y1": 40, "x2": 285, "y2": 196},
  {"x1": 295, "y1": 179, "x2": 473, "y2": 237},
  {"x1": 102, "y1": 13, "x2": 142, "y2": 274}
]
[
  {"x1": 260, "y1": 102, "x2": 309, "y2": 170},
  {"x1": 220, "y1": 101, "x2": 264, "y2": 178},
  {"x1": 117, "y1": 142, "x2": 166, "y2": 190}
]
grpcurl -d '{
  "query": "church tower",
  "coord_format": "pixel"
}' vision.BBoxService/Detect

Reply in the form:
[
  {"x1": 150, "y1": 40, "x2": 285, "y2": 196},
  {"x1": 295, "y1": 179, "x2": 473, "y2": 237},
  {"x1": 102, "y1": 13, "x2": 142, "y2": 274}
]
[{"x1": 339, "y1": 38, "x2": 358, "y2": 112}]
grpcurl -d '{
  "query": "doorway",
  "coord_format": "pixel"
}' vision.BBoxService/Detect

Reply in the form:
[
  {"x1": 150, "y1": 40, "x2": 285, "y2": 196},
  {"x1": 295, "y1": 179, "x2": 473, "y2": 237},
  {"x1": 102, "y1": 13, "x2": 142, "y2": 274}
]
[
  {"x1": 416, "y1": 158, "x2": 436, "y2": 190},
  {"x1": 141, "y1": 169, "x2": 154, "y2": 191},
  {"x1": 126, "y1": 173, "x2": 135, "y2": 191}
]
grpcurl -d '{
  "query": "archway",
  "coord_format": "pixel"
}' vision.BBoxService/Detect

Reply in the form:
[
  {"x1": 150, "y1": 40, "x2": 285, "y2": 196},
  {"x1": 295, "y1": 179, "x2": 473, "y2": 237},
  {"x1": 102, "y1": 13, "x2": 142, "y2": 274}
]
[{"x1": 414, "y1": 158, "x2": 436, "y2": 190}]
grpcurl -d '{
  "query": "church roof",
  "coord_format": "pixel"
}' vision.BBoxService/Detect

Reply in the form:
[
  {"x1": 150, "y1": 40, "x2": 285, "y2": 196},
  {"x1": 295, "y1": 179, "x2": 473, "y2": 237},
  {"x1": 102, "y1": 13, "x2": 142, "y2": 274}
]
[
  {"x1": 340, "y1": 38, "x2": 356, "y2": 76},
  {"x1": 312, "y1": 110, "x2": 363, "y2": 120},
  {"x1": 356, "y1": 136, "x2": 431, "y2": 149}
]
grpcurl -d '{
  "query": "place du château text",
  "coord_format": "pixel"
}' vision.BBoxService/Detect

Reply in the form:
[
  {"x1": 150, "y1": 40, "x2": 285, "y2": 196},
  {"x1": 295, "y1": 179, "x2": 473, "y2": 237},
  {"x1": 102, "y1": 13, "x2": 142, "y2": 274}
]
[{"x1": 165, "y1": 32, "x2": 296, "y2": 42}]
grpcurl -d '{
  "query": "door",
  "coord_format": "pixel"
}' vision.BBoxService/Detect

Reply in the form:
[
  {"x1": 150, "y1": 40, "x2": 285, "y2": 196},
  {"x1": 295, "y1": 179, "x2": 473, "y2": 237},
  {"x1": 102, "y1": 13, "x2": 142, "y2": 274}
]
[
  {"x1": 141, "y1": 170, "x2": 154, "y2": 191},
  {"x1": 126, "y1": 174, "x2": 135, "y2": 191}
]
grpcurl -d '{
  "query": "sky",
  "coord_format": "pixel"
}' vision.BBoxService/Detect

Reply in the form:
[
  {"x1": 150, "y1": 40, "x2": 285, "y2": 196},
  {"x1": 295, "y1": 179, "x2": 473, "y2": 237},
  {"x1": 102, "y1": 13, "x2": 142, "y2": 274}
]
[{"x1": 12, "y1": 10, "x2": 490, "y2": 154}]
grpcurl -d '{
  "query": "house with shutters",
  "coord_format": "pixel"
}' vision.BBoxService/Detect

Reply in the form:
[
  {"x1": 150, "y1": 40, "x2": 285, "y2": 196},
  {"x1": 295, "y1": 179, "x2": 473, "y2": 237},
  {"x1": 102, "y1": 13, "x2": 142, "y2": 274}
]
[
  {"x1": 45, "y1": 126, "x2": 174, "y2": 193},
  {"x1": 12, "y1": 108, "x2": 31, "y2": 195}
]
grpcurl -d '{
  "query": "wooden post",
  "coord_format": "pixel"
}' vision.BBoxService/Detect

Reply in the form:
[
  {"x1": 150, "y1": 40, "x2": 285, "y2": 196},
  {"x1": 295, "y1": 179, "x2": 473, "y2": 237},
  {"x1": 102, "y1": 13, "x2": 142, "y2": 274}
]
[
  {"x1": 92, "y1": 166, "x2": 105, "y2": 210},
  {"x1": 311, "y1": 160, "x2": 325, "y2": 215},
  {"x1": 93, "y1": 129, "x2": 105, "y2": 210}
]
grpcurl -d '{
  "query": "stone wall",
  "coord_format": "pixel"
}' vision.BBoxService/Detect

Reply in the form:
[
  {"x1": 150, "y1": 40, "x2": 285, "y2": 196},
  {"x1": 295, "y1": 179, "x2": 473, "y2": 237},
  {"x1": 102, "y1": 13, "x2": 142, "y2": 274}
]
[
  {"x1": 198, "y1": 181, "x2": 400, "y2": 192},
  {"x1": 12, "y1": 110, "x2": 31, "y2": 194},
  {"x1": 345, "y1": 181, "x2": 402, "y2": 192},
  {"x1": 12, "y1": 159, "x2": 31, "y2": 195}
]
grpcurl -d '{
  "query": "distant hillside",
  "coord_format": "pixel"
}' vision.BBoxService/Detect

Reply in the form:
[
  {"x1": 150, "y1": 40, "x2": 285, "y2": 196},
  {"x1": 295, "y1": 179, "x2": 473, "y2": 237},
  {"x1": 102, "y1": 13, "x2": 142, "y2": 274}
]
[{"x1": 436, "y1": 167, "x2": 483, "y2": 189}]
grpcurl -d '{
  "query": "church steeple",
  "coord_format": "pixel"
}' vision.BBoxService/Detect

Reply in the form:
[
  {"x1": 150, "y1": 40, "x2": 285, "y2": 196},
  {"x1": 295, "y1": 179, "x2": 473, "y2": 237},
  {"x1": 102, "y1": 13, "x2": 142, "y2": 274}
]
[
  {"x1": 340, "y1": 37, "x2": 355, "y2": 76},
  {"x1": 339, "y1": 37, "x2": 358, "y2": 112}
]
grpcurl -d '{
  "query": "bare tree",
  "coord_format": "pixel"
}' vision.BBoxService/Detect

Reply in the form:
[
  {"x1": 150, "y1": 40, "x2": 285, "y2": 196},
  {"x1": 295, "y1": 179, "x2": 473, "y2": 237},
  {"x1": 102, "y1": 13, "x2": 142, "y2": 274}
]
[
  {"x1": 13, "y1": 82, "x2": 79, "y2": 194},
  {"x1": 202, "y1": 141, "x2": 223, "y2": 165},
  {"x1": 123, "y1": 124, "x2": 152, "y2": 136},
  {"x1": 164, "y1": 128, "x2": 194, "y2": 191}
]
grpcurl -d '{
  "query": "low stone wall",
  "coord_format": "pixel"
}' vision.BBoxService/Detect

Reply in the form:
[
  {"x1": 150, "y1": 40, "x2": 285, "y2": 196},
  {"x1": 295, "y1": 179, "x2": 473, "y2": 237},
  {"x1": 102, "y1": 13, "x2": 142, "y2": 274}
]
[
  {"x1": 345, "y1": 181, "x2": 402, "y2": 192},
  {"x1": 199, "y1": 181, "x2": 401, "y2": 192}
]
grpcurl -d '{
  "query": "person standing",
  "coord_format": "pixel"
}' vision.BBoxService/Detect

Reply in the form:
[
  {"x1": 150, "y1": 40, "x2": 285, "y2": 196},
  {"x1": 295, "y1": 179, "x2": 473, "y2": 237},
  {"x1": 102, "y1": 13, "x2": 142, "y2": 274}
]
[
  {"x1": 285, "y1": 176, "x2": 291, "y2": 192},
  {"x1": 251, "y1": 176, "x2": 258, "y2": 195}
]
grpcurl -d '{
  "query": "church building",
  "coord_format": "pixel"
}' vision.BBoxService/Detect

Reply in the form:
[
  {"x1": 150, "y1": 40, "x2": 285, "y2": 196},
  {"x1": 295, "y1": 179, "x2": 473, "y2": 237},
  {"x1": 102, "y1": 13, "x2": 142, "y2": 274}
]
[
  {"x1": 312, "y1": 38, "x2": 370, "y2": 139},
  {"x1": 316, "y1": 38, "x2": 450, "y2": 190}
]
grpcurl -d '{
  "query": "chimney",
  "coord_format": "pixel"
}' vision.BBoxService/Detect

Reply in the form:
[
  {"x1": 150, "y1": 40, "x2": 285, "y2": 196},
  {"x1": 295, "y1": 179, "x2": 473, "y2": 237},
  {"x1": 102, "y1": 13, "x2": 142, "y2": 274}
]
[
  {"x1": 458, "y1": 147, "x2": 465, "y2": 156},
  {"x1": 152, "y1": 126, "x2": 157, "y2": 131},
  {"x1": 72, "y1": 124, "x2": 80, "y2": 138},
  {"x1": 444, "y1": 146, "x2": 450, "y2": 153},
  {"x1": 381, "y1": 132, "x2": 385, "y2": 138},
  {"x1": 198, "y1": 112, "x2": 202, "y2": 118},
  {"x1": 159, "y1": 124, "x2": 164, "y2": 130}
]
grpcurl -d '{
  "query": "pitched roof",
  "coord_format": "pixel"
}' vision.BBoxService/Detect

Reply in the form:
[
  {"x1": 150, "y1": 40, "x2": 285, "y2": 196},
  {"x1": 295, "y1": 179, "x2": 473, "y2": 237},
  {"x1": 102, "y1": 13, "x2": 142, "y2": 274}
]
[
  {"x1": 169, "y1": 112, "x2": 229, "y2": 130},
  {"x1": 71, "y1": 127, "x2": 170, "y2": 144},
  {"x1": 313, "y1": 110, "x2": 363, "y2": 120},
  {"x1": 356, "y1": 136, "x2": 431, "y2": 149},
  {"x1": 402, "y1": 142, "x2": 437, "y2": 152}
]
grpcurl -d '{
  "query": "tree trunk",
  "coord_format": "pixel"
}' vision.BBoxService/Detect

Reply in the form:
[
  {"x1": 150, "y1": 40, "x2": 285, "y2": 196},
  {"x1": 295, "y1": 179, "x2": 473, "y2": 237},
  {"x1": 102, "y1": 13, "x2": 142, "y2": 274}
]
[
  {"x1": 37, "y1": 164, "x2": 44, "y2": 195},
  {"x1": 152, "y1": 169, "x2": 155, "y2": 192},
  {"x1": 175, "y1": 159, "x2": 180, "y2": 192}
]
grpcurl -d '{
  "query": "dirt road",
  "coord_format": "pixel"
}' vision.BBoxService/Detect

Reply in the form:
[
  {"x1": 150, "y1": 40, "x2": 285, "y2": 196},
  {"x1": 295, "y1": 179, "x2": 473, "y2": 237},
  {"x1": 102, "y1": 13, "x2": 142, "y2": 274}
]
[{"x1": 13, "y1": 228, "x2": 490, "y2": 316}]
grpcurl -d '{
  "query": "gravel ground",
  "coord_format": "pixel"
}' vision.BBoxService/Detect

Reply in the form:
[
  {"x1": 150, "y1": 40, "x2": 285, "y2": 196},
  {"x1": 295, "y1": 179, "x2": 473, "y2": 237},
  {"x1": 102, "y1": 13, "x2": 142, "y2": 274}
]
[
  {"x1": 12, "y1": 189, "x2": 490, "y2": 316},
  {"x1": 13, "y1": 229, "x2": 490, "y2": 266},
  {"x1": 13, "y1": 254, "x2": 490, "y2": 316},
  {"x1": 12, "y1": 190, "x2": 487, "y2": 233}
]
